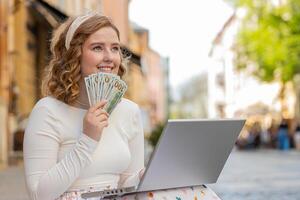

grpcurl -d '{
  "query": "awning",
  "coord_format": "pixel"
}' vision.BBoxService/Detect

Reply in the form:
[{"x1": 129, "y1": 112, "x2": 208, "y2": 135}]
[
  {"x1": 27, "y1": 0, "x2": 141, "y2": 66},
  {"x1": 27, "y1": 0, "x2": 67, "y2": 27}
]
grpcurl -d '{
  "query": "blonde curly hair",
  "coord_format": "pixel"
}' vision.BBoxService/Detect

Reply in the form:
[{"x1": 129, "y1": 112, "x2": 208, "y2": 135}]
[{"x1": 42, "y1": 15, "x2": 127, "y2": 104}]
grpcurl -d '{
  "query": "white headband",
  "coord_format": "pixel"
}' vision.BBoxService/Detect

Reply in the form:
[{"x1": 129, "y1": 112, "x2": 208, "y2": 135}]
[{"x1": 65, "y1": 12, "x2": 98, "y2": 50}]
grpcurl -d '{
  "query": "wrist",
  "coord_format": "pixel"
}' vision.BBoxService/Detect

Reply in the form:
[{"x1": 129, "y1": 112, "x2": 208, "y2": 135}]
[{"x1": 83, "y1": 131, "x2": 101, "y2": 142}]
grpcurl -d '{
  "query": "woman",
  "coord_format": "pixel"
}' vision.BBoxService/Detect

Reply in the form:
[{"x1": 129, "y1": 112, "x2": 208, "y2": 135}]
[
  {"x1": 24, "y1": 12, "x2": 144, "y2": 200},
  {"x1": 24, "y1": 12, "x2": 220, "y2": 200}
]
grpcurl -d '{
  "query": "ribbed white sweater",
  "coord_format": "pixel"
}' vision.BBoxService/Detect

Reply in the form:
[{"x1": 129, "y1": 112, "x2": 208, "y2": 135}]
[{"x1": 23, "y1": 96, "x2": 144, "y2": 200}]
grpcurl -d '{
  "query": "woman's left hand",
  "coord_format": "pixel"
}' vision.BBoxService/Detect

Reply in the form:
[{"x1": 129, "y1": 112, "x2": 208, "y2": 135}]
[{"x1": 139, "y1": 168, "x2": 145, "y2": 179}]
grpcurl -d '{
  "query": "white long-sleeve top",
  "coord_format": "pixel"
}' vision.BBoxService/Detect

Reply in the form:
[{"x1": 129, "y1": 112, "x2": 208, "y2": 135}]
[{"x1": 23, "y1": 96, "x2": 144, "y2": 200}]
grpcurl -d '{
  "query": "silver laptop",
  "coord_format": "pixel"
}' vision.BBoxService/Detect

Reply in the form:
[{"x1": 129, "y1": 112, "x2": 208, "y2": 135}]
[{"x1": 81, "y1": 119, "x2": 245, "y2": 199}]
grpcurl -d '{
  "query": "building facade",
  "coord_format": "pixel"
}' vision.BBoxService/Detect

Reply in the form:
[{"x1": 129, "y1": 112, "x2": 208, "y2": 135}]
[
  {"x1": 129, "y1": 23, "x2": 169, "y2": 133},
  {"x1": 0, "y1": 0, "x2": 169, "y2": 165},
  {"x1": 208, "y1": 11, "x2": 291, "y2": 121}
]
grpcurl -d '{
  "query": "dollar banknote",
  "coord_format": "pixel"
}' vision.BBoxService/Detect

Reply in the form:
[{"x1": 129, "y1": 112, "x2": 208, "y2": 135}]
[{"x1": 84, "y1": 72, "x2": 127, "y2": 114}]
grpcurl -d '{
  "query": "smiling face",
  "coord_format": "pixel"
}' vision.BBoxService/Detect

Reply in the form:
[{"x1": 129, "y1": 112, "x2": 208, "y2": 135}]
[{"x1": 80, "y1": 26, "x2": 121, "y2": 77}]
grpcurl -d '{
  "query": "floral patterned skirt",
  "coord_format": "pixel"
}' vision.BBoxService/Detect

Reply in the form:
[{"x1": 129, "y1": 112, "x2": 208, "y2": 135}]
[{"x1": 57, "y1": 185, "x2": 221, "y2": 200}]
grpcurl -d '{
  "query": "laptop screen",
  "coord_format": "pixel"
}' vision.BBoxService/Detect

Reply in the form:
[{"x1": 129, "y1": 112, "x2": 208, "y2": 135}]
[{"x1": 137, "y1": 119, "x2": 245, "y2": 192}]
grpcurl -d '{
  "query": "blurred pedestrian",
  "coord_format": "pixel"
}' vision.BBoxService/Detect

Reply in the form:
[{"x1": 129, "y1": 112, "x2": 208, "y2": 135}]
[
  {"x1": 249, "y1": 121, "x2": 261, "y2": 148},
  {"x1": 267, "y1": 119, "x2": 279, "y2": 149},
  {"x1": 287, "y1": 118, "x2": 298, "y2": 149},
  {"x1": 236, "y1": 121, "x2": 261, "y2": 150},
  {"x1": 277, "y1": 120, "x2": 289, "y2": 150},
  {"x1": 294, "y1": 125, "x2": 300, "y2": 150}
]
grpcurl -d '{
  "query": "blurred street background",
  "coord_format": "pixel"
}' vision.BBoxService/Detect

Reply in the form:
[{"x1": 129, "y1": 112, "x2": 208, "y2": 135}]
[{"x1": 1, "y1": 0, "x2": 300, "y2": 199}]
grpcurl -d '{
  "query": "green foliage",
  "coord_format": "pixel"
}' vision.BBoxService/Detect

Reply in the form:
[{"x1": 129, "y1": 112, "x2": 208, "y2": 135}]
[
  {"x1": 227, "y1": 0, "x2": 300, "y2": 83},
  {"x1": 148, "y1": 122, "x2": 166, "y2": 147}
]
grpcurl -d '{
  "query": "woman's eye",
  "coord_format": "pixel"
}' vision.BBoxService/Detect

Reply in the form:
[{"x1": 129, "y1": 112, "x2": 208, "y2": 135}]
[
  {"x1": 112, "y1": 46, "x2": 120, "y2": 52},
  {"x1": 93, "y1": 46, "x2": 103, "y2": 51}
]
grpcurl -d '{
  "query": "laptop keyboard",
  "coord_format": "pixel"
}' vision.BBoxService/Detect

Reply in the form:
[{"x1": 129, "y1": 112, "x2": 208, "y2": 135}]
[{"x1": 81, "y1": 187, "x2": 136, "y2": 199}]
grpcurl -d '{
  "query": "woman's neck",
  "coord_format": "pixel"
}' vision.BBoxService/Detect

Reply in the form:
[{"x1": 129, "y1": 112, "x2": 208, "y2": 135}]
[{"x1": 73, "y1": 79, "x2": 90, "y2": 109}]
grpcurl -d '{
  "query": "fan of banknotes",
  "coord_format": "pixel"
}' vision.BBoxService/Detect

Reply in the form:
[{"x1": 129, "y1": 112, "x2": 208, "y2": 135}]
[{"x1": 84, "y1": 72, "x2": 127, "y2": 114}]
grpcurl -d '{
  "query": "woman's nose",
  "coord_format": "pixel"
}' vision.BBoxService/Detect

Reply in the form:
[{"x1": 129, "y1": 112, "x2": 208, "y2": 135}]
[{"x1": 103, "y1": 49, "x2": 113, "y2": 62}]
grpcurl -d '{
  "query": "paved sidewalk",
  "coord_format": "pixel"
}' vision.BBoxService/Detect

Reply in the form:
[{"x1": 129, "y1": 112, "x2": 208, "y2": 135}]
[
  {"x1": 209, "y1": 149, "x2": 300, "y2": 200},
  {"x1": 0, "y1": 163, "x2": 29, "y2": 200}
]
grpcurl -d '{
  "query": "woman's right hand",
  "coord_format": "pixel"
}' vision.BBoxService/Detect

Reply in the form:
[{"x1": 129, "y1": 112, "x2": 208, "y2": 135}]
[{"x1": 83, "y1": 100, "x2": 109, "y2": 141}]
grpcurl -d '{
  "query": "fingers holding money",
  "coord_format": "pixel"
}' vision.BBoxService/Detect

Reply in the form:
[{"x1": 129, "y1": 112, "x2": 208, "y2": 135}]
[
  {"x1": 99, "y1": 120, "x2": 109, "y2": 128},
  {"x1": 96, "y1": 112, "x2": 109, "y2": 123},
  {"x1": 93, "y1": 108, "x2": 109, "y2": 118},
  {"x1": 83, "y1": 99, "x2": 110, "y2": 141},
  {"x1": 90, "y1": 100, "x2": 107, "y2": 113}
]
